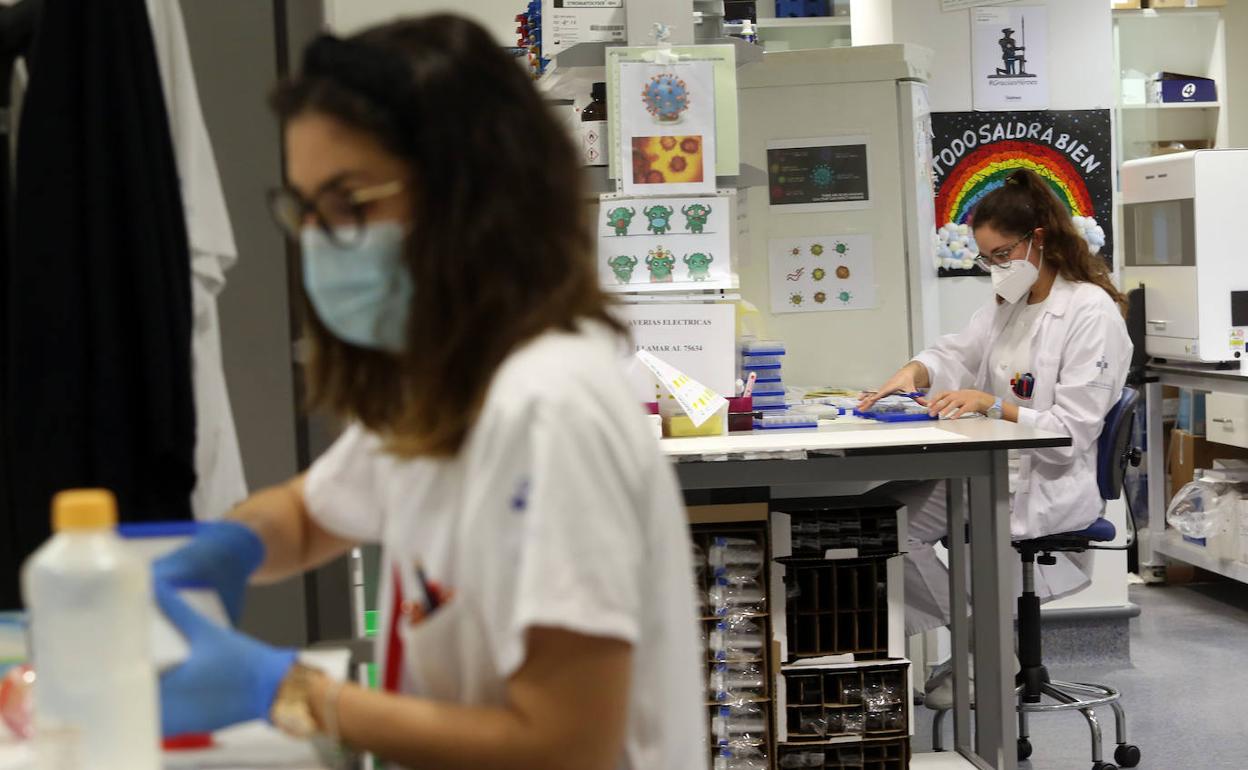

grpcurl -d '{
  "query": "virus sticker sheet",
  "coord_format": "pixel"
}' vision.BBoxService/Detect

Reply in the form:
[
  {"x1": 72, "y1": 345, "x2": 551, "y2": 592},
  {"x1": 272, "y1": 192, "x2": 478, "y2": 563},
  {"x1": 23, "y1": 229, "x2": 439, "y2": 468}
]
[
  {"x1": 597, "y1": 194, "x2": 733, "y2": 293},
  {"x1": 617, "y1": 60, "x2": 718, "y2": 196},
  {"x1": 768, "y1": 234, "x2": 876, "y2": 314}
]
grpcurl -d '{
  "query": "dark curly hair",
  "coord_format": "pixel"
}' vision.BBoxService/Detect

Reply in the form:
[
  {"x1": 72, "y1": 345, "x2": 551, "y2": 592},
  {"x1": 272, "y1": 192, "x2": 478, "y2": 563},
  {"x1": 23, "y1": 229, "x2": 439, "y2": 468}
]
[{"x1": 271, "y1": 15, "x2": 622, "y2": 457}]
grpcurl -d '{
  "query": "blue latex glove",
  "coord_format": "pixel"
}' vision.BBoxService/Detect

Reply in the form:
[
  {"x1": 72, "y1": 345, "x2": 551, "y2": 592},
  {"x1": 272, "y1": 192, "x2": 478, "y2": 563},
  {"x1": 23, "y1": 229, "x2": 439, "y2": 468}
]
[
  {"x1": 156, "y1": 580, "x2": 298, "y2": 738},
  {"x1": 153, "y1": 521, "x2": 265, "y2": 624}
]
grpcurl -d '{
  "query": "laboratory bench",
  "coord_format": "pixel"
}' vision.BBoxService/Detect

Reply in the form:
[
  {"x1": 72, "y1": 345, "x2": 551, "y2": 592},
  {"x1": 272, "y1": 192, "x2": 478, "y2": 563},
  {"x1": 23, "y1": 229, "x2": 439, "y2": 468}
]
[
  {"x1": 662, "y1": 418, "x2": 1071, "y2": 770},
  {"x1": 1141, "y1": 362, "x2": 1248, "y2": 584}
]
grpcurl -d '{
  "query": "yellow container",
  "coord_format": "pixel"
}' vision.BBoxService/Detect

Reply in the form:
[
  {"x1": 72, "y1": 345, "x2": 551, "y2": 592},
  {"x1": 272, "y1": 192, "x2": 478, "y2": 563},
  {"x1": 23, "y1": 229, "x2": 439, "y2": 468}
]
[{"x1": 667, "y1": 411, "x2": 728, "y2": 438}]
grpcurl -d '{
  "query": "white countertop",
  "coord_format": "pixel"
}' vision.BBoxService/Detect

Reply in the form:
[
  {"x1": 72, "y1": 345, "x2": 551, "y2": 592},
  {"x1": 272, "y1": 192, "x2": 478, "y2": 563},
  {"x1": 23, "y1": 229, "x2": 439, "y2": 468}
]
[{"x1": 661, "y1": 416, "x2": 1070, "y2": 460}]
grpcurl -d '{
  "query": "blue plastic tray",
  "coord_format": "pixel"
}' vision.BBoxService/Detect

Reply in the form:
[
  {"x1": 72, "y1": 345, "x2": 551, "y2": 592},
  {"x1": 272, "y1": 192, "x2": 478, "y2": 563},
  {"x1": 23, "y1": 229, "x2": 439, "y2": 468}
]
[{"x1": 852, "y1": 409, "x2": 938, "y2": 423}]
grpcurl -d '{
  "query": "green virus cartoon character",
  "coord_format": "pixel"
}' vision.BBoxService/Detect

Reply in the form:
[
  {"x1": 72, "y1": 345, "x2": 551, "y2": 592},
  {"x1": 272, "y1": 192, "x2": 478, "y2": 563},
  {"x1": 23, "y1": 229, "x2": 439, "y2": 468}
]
[
  {"x1": 810, "y1": 243, "x2": 825, "y2": 257},
  {"x1": 789, "y1": 293, "x2": 804, "y2": 307},
  {"x1": 605, "y1": 206, "x2": 635, "y2": 236},
  {"x1": 644, "y1": 205, "x2": 675, "y2": 235},
  {"x1": 646, "y1": 247, "x2": 676, "y2": 283},
  {"x1": 607, "y1": 255, "x2": 638, "y2": 284},
  {"x1": 812, "y1": 164, "x2": 834, "y2": 188},
  {"x1": 837, "y1": 290, "x2": 854, "y2": 304},
  {"x1": 814, "y1": 292, "x2": 828, "y2": 304},
  {"x1": 683, "y1": 252, "x2": 714, "y2": 281},
  {"x1": 681, "y1": 203, "x2": 713, "y2": 234},
  {"x1": 811, "y1": 267, "x2": 827, "y2": 282},
  {"x1": 834, "y1": 241, "x2": 851, "y2": 256}
]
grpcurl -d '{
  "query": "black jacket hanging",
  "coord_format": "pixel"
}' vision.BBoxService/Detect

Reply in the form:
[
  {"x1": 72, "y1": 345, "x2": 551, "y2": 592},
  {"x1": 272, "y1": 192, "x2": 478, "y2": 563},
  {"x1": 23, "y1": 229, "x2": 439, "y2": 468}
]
[{"x1": 1, "y1": 0, "x2": 196, "y2": 608}]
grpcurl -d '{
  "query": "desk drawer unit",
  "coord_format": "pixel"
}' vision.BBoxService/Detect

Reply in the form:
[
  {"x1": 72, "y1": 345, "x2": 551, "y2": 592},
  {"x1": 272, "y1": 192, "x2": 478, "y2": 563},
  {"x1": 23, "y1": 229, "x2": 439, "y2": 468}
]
[{"x1": 1207, "y1": 393, "x2": 1248, "y2": 449}]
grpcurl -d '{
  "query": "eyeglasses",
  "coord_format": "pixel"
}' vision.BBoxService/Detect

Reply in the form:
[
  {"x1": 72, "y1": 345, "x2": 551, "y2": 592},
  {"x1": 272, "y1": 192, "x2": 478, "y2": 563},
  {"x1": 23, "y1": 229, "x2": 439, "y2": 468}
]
[
  {"x1": 267, "y1": 180, "x2": 405, "y2": 248},
  {"x1": 973, "y1": 232, "x2": 1033, "y2": 272}
]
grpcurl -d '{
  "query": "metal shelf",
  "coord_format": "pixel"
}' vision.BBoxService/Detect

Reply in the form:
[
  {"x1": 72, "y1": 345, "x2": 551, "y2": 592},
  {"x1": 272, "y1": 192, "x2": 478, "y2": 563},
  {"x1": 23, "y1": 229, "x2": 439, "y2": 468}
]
[
  {"x1": 1154, "y1": 530, "x2": 1248, "y2": 584},
  {"x1": 757, "y1": 17, "x2": 852, "y2": 29},
  {"x1": 1113, "y1": 7, "x2": 1225, "y2": 19},
  {"x1": 1120, "y1": 101, "x2": 1221, "y2": 110},
  {"x1": 552, "y1": 35, "x2": 763, "y2": 69},
  {"x1": 911, "y1": 753, "x2": 983, "y2": 769}
]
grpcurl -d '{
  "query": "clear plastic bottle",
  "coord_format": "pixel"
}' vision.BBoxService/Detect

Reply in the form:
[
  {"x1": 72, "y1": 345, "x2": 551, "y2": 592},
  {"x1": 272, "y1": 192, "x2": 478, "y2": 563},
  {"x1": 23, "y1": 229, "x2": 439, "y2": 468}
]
[{"x1": 22, "y1": 489, "x2": 161, "y2": 770}]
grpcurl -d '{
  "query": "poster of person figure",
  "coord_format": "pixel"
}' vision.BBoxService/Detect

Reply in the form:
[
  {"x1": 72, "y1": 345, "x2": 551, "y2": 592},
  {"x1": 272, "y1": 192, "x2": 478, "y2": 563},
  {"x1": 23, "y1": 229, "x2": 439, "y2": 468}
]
[{"x1": 971, "y1": 5, "x2": 1049, "y2": 111}]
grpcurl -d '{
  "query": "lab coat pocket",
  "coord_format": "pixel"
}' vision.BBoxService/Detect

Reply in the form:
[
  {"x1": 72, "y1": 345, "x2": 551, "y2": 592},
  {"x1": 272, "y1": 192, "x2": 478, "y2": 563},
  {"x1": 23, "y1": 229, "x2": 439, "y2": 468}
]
[
  {"x1": 396, "y1": 597, "x2": 475, "y2": 702},
  {"x1": 1032, "y1": 354, "x2": 1061, "y2": 409}
]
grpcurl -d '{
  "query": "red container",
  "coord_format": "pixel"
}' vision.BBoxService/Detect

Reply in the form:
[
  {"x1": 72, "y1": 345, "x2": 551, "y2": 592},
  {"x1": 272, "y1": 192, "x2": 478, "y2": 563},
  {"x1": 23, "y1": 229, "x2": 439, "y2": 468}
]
[{"x1": 727, "y1": 397, "x2": 755, "y2": 432}]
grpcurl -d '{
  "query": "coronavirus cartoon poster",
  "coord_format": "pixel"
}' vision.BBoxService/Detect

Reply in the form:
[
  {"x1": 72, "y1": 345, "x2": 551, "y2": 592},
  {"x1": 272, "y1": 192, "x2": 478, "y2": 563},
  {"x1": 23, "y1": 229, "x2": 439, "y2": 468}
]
[
  {"x1": 617, "y1": 59, "x2": 718, "y2": 195},
  {"x1": 768, "y1": 234, "x2": 876, "y2": 314},
  {"x1": 596, "y1": 193, "x2": 734, "y2": 293},
  {"x1": 607, "y1": 45, "x2": 739, "y2": 181}
]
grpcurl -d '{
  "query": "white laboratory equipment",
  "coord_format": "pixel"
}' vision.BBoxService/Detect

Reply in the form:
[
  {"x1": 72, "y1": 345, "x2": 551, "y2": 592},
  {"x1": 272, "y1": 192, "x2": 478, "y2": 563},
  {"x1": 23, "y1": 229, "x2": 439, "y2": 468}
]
[
  {"x1": 21, "y1": 490, "x2": 161, "y2": 770},
  {"x1": 737, "y1": 44, "x2": 941, "y2": 388},
  {"x1": 1121, "y1": 149, "x2": 1248, "y2": 366}
]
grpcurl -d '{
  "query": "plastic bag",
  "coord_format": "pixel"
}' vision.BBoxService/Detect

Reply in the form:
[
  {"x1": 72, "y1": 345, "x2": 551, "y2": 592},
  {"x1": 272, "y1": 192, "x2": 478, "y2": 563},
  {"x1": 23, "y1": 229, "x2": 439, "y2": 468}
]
[{"x1": 1166, "y1": 479, "x2": 1240, "y2": 539}]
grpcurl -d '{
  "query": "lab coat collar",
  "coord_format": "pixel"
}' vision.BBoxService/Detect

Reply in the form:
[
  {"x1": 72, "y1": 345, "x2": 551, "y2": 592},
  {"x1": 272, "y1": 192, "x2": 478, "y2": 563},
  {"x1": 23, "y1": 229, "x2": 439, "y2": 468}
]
[{"x1": 1037, "y1": 273, "x2": 1076, "y2": 318}]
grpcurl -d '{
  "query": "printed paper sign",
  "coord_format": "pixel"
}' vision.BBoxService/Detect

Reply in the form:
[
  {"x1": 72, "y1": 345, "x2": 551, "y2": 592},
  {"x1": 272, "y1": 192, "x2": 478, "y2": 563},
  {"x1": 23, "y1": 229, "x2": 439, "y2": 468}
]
[
  {"x1": 766, "y1": 136, "x2": 871, "y2": 213},
  {"x1": 636, "y1": 350, "x2": 727, "y2": 428},
  {"x1": 618, "y1": 60, "x2": 718, "y2": 195},
  {"x1": 769, "y1": 235, "x2": 876, "y2": 314},
  {"x1": 543, "y1": 0, "x2": 626, "y2": 55},
  {"x1": 615, "y1": 302, "x2": 736, "y2": 401},
  {"x1": 971, "y1": 5, "x2": 1049, "y2": 111},
  {"x1": 597, "y1": 194, "x2": 733, "y2": 292}
]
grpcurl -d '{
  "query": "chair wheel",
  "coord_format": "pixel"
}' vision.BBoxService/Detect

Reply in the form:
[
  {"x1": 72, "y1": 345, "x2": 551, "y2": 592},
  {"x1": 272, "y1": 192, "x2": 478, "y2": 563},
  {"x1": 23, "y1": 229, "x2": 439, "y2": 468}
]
[
  {"x1": 1092, "y1": 763, "x2": 1117, "y2": 770},
  {"x1": 1114, "y1": 744, "x2": 1141, "y2": 768},
  {"x1": 1017, "y1": 737, "x2": 1032, "y2": 761}
]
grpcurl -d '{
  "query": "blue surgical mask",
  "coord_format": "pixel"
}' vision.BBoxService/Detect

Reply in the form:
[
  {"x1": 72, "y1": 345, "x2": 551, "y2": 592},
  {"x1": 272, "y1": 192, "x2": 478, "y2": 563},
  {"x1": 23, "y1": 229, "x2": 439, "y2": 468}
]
[{"x1": 301, "y1": 222, "x2": 413, "y2": 353}]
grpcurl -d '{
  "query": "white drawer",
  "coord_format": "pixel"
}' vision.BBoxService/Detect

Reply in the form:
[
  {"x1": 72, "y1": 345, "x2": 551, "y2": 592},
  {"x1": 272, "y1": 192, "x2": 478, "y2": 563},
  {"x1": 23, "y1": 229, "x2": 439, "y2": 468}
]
[{"x1": 1207, "y1": 393, "x2": 1248, "y2": 449}]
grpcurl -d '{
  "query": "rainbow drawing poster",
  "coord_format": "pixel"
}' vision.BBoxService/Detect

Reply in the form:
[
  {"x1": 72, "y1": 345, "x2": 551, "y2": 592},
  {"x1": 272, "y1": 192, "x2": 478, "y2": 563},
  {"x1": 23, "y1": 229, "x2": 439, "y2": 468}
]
[{"x1": 930, "y1": 110, "x2": 1113, "y2": 277}]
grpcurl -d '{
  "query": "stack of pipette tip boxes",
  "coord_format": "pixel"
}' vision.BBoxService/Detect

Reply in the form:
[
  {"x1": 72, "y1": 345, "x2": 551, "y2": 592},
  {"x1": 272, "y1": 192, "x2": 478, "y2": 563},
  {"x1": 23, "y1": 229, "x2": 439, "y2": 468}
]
[{"x1": 741, "y1": 340, "x2": 816, "y2": 431}]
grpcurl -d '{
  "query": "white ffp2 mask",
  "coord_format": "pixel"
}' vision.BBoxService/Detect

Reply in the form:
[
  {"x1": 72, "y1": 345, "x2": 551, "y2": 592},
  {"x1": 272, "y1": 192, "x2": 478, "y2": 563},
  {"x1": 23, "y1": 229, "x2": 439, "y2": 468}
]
[{"x1": 990, "y1": 239, "x2": 1040, "y2": 304}]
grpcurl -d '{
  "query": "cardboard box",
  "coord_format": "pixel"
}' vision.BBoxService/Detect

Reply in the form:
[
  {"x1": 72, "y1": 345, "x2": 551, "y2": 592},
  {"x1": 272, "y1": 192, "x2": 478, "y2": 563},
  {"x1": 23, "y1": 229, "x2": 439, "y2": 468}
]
[
  {"x1": 1168, "y1": 429, "x2": 1248, "y2": 498},
  {"x1": 1148, "y1": 0, "x2": 1226, "y2": 7},
  {"x1": 1112, "y1": 0, "x2": 1142, "y2": 8}
]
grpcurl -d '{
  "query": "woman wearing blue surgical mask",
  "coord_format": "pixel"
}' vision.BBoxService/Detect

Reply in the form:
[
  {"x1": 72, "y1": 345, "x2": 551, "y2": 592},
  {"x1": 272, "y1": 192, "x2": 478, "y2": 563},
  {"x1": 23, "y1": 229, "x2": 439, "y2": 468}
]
[
  {"x1": 859, "y1": 168, "x2": 1132, "y2": 709},
  {"x1": 151, "y1": 15, "x2": 704, "y2": 770}
]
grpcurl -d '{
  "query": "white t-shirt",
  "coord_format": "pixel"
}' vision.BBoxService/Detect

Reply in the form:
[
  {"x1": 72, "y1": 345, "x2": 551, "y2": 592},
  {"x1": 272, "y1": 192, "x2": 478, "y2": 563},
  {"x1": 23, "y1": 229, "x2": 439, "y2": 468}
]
[
  {"x1": 304, "y1": 325, "x2": 707, "y2": 770},
  {"x1": 989, "y1": 298, "x2": 1047, "y2": 491}
]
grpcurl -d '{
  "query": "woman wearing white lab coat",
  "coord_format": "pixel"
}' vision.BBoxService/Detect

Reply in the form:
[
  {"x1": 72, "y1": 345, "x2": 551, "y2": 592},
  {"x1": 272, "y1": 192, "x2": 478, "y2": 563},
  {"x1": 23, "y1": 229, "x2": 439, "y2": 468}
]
[{"x1": 861, "y1": 169, "x2": 1131, "y2": 701}]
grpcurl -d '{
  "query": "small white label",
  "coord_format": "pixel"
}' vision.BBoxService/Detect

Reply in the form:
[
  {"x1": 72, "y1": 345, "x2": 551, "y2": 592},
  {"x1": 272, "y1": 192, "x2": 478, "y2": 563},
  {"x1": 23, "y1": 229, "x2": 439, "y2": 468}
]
[{"x1": 580, "y1": 120, "x2": 607, "y2": 166}]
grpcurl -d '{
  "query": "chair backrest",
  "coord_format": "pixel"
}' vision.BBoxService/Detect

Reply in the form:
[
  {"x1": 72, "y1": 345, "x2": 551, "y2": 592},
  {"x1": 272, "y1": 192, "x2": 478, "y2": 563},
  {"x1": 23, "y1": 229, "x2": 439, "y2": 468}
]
[{"x1": 1097, "y1": 387, "x2": 1141, "y2": 501}]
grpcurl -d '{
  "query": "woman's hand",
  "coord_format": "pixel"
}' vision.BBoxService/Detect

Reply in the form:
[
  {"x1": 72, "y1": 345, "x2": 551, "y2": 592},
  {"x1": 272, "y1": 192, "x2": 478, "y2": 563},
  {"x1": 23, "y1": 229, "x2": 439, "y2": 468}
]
[
  {"x1": 156, "y1": 581, "x2": 298, "y2": 737},
  {"x1": 923, "y1": 390, "x2": 994, "y2": 420},
  {"x1": 859, "y1": 362, "x2": 925, "y2": 411}
]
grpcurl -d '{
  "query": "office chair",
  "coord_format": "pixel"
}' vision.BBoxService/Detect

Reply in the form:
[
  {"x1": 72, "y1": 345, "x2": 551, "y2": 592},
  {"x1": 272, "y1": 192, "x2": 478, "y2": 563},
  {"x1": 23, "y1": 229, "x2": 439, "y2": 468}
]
[{"x1": 932, "y1": 387, "x2": 1144, "y2": 770}]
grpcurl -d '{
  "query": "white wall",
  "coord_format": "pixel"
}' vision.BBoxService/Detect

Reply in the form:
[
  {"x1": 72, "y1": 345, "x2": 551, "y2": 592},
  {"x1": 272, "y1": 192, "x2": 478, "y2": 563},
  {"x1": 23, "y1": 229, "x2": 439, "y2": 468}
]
[
  {"x1": 1226, "y1": 0, "x2": 1248, "y2": 148},
  {"x1": 324, "y1": 0, "x2": 522, "y2": 45},
  {"x1": 862, "y1": 0, "x2": 1115, "y2": 334}
]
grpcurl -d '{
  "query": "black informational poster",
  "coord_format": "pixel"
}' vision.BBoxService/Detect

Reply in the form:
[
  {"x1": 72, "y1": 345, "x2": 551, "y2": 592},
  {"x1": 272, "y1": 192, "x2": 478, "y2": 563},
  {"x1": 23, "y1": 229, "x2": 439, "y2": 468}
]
[{"x1": 767, "y1": 140, "x2": 870, "y2": 209}]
